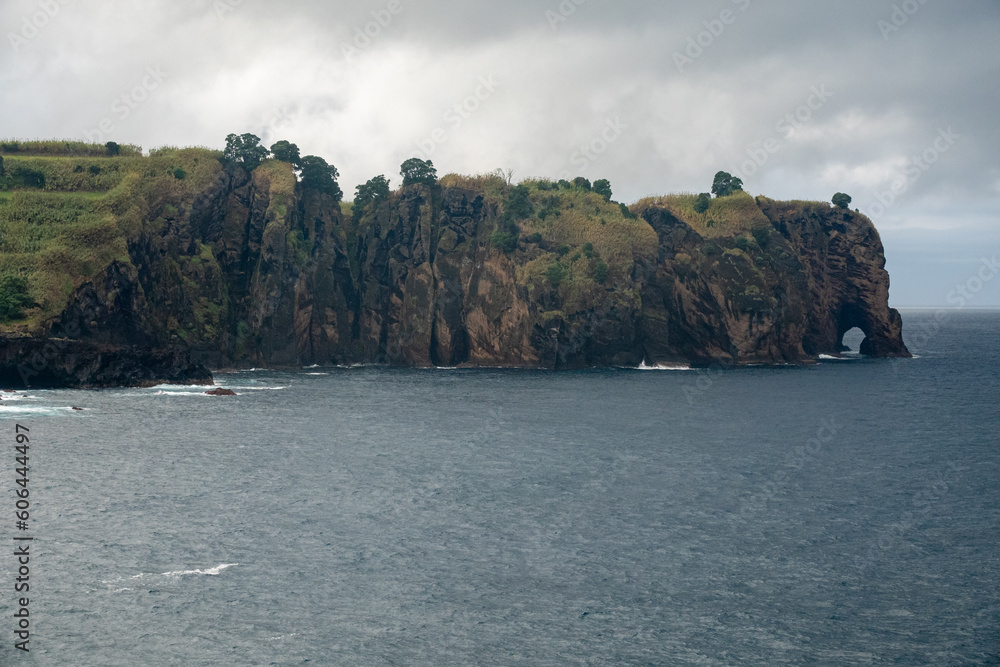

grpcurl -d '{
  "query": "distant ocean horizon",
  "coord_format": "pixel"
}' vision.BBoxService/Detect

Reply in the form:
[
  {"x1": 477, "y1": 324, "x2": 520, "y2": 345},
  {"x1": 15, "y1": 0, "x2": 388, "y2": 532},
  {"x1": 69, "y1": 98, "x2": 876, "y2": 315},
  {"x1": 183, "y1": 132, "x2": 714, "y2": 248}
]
[{"x1": 1, "y1": 310, "x2": 997, "y2": 665}]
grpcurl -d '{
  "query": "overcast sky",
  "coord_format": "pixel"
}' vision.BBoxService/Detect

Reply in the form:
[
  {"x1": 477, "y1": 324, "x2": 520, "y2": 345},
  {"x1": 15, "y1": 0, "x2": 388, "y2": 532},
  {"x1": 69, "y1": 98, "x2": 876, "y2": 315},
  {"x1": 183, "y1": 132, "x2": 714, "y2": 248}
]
[{"x1": 2, "y1": 0, "x2": 998, "y2": 306}]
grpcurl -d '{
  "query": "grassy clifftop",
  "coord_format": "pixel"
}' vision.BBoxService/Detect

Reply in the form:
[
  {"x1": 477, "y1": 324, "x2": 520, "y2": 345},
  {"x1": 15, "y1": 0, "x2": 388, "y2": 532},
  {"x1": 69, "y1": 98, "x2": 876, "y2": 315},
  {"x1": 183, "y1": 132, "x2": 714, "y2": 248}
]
[
  {"x1": 0, "y1": 143, "x2": 223, "y2": 331},
  {"x1": 0, "y1": 139, "x2": 843, "y2": 344}
]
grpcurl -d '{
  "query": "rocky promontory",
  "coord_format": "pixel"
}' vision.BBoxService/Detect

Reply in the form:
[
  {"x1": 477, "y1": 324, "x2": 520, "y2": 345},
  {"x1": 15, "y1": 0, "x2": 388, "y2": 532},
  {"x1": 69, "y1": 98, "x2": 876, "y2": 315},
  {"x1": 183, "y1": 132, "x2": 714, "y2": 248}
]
[{"x1": 0, "y1": 141, "x2": 909, "y2": 387}]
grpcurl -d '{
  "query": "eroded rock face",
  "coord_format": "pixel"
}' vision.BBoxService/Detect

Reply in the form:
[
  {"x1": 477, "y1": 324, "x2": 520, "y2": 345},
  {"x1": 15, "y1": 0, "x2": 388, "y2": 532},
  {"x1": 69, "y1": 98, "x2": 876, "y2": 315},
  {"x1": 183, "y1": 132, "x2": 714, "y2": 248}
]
[
  {"x1": 32, "y1": 173, "x2": 907, "y2": 385},
  {"x1": 0, "y1": 337, "x2": 212, "y2": 389}
]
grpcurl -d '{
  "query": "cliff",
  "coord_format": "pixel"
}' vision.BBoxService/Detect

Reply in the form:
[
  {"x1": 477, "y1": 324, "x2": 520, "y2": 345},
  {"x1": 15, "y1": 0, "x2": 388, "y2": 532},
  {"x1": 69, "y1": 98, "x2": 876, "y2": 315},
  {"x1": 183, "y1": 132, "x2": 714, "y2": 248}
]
[{"x1": 0, "y1": 145, "x2": 908, "y2": 387}]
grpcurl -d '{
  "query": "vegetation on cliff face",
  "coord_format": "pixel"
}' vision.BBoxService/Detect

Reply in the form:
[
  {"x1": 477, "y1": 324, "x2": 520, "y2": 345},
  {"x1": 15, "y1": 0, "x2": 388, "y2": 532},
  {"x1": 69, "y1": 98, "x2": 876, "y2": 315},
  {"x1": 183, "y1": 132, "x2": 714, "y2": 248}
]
[{"x1": 0, "y1": 137, "x2": 909, "y2": 371}]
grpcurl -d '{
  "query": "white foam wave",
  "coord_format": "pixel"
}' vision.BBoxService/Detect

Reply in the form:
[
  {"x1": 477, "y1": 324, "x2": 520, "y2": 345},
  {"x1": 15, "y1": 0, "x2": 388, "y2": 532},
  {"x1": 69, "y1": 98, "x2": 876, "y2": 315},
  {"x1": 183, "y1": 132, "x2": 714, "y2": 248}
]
[
  {"x1": 162, "y1": 563, "x2": 238, "y2": 577},
  {"x1": 637, "y1": 362, "x2": 692, "y2": 371},
  {"x1": 153, "y1": 390, "x2": 213, "y2": 397},
  {"x1": 0, "y1": 405, "x2": 75, "y2": 415},
  {"x1": 150, "y1": 384, "x2": 216, "y2": 391},
  {"x1": 304, "y1": 373, "x2": 329, "y2": 376}
]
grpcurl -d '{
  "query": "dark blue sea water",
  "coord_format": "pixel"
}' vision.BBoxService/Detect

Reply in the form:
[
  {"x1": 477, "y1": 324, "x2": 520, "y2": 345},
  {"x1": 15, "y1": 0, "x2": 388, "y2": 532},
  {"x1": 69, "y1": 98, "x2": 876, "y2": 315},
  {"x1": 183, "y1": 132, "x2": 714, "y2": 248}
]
[{"x1": 1, "y1": 310, "x2": 998, "y2": 665}]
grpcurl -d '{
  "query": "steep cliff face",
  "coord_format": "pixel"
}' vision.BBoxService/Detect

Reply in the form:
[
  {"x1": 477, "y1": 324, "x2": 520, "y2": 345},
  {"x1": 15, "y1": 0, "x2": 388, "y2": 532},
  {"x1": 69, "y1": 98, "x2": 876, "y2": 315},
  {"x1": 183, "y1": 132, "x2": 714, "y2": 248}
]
[
  {"x1": 2, "y1": 164, "x2": 909, "y2": 387},
  {"x1": 634, "y1": 198, "x2": 910, "y2": 364}
]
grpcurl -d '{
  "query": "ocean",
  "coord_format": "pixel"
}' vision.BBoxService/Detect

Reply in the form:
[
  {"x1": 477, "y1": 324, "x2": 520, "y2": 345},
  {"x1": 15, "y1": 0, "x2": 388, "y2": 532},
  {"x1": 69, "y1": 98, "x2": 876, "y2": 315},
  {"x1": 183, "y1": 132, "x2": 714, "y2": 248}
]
[{"x1": 1, "y1": 310, "x2": 998, "y2": 665}]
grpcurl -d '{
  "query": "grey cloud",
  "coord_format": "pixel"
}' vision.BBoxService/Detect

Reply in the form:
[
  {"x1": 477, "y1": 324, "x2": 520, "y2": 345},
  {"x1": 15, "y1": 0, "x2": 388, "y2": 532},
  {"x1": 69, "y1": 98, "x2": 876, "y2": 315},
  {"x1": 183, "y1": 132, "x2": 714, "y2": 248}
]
[{"x1": 1, "y1": 0, "x2": 998, "y2": 305}]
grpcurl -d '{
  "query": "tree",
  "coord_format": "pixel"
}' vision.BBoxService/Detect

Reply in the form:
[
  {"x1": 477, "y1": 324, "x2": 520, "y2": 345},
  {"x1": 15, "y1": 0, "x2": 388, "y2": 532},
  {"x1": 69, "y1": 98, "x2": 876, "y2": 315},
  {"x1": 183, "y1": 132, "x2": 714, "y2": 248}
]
[
  {"x1": 593, "y1": 259, "x2": 609, "y2": 285},
  {"x1": 0, "y1": 276, "x2": 33, "y2": 322},
  {"x1": 545, "y1": 262, "x2": 566, "y2": 288},
  {"x1": 270, "y1": 140, "x2": 301, "y2": 167},
  {"x1": 505, "y1": 184, "x2": 533, "y2": 219},
  {"x1": 221, "y1": 133, "x2": 268, "y2": 172},
  {"x1": 711, "y1": 171, "x2": 744, "y2": 198},
  {"x1": 832, "y1": 192, "x2": 853, "y2": 209},
  {"x1": 0, "y1": 154, "x2": 4, "y2": 177},
  {"x1": 572, "y1": 176, "x2": 591, "y2": 191},
  {"x1": 353, "y1": 175, "x2": 391, "y2": 221},
  {"x1": 693, "y1": 192, "x2": 711, "y2": 214},
  {"x1": 105, "y1": 141, "x2": 120, "y2": 157},
  {"x1": 593, "y1": 179, "x2": 612, "y2": 201},
  {"x1": 299, "y1": 155, "x2": 343, "y2": 200},
  {"x1": 400, "y1": 158, "x2": 437, "y2": 187}
]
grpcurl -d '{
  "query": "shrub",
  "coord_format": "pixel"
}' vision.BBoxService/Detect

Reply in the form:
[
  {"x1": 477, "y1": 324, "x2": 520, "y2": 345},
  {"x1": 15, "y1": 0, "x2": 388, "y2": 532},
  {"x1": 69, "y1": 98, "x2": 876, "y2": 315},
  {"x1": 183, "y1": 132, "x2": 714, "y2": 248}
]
[
  {"x1": 505, "y1": 184, "x2": 533, "y2": 219},
  {"x1": 693, "y1": 192, "x2": 711, "y2": 214},
  {"x1": 619, "y1": 202, "x2": 636, "y2": 219},
  {"x1": 557, "y1": 179, "x2": 572, "y2": 190},
  {"x1": 105, "y1": 141, "x2": 120, "y2": 156},
  {"x1": 734, "y1": 235, "x2": 750, "y2": 251},
  {"x1": 558, "y1": 244, "x2": 570, "y2": 257},
  {"x1": 88, "y1": 165, "x2": 101, "y2": 175},
  {"x1": 173, "y1": 167, "x2": 187, "y2": 180},
  {"x1": 582, "y1": 242, "x2": 595, "y2": 258},
  {"x1": 593, "y1": 179, "x2": 612, "y2": 201},
  {"x1": 752, "y1": 227, "x2": 770, "y2": 248},
  {"x1": 702, "y1": 242, "x2": 720, "y2": 256},
  {"x1": 572, "y1": 176, "x2": 591, "y2": 191},
  {"x1": 593, "y1": 259, "x2": 609, "y2": 284},
  {"x1": 489, "y1": 230, "x2": 518, "y2": 253},
  {"x1": 527, "y1": 232, "x2": 543, "y2": 244},
  {"x1": 0, "y1": 275, "x2": 33, "y2": 322}
]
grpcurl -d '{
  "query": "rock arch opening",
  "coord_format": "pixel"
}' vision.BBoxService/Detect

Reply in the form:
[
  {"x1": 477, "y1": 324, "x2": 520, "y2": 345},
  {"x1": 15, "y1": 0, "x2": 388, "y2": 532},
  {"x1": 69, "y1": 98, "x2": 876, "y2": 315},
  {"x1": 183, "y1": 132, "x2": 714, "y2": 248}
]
[{"x1": 839, "y1": 327, "x2": 866, "y2": 354}]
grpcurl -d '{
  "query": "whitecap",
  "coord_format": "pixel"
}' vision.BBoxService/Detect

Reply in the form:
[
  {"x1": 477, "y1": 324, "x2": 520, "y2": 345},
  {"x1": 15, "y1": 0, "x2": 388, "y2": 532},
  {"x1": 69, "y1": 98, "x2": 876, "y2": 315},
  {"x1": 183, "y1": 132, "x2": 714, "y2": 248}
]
[
  {"x1": 162, "y1": 563, "x2": 238, "y2": 577},
  {"x1": 0, "y1": 405, "x2": 75, "y2": 416},
  {"x1": 304, "y1": 373, "x2": 329, "y2": 376}
]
